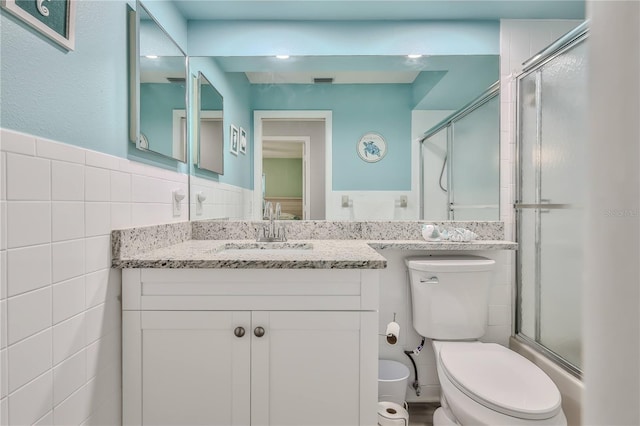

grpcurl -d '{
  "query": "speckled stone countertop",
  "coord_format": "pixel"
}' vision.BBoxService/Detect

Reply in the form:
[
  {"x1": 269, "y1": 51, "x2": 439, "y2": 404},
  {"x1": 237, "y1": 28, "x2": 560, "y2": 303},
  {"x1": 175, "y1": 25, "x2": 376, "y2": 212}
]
[
  {"x1": 366, "y1": 240, "x2": 517, "y2": 251},
  {"x1": 112, "y1": 239, "x2": 388, "y2": 269},
  {"x1": 111, "y1": 221, "x2": 517, "y2": 269}
]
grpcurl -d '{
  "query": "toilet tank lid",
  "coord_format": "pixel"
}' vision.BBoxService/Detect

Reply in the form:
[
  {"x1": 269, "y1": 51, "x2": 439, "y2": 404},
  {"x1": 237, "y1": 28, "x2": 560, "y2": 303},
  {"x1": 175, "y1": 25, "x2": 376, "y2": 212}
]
[
  {"x1": 405, "y1": 256, "x2": 495, "y2": 272},
  {"x1": 439, "y1": 342, "x2": 562, "y2": 420}
]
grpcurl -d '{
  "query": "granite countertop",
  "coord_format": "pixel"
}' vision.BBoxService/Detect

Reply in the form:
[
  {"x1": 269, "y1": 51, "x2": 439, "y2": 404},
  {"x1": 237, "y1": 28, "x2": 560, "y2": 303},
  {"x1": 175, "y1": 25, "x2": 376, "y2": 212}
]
[
  {"x1": 111, "y1": 221, "x2": 518, "y2": 269},
  {"x1": 112, "y1": 239, "x2": 517, "y2": 269},
  {"x1": 366, "y1": 239, "x2": 518, "y2": 250},
  {"x1": 112, "y1": 239, "x2": 388, "y2": 269}
]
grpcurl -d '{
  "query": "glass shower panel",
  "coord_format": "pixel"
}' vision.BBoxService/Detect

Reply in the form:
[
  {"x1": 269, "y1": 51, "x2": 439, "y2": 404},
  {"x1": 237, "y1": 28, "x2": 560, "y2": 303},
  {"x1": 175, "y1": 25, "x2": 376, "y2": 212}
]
[
  {"x1": 449, "y1": 96, "x2": 500, "y2": 220},
  {"x1": 422, "y1": 128, "x2": 449, "y2": 220},
  {"x1": 538, "y1": 41, "x2": 587, "y2": 368},
  {"x1": 517, "y1": 72, "x2": 539, "y2": 339}
]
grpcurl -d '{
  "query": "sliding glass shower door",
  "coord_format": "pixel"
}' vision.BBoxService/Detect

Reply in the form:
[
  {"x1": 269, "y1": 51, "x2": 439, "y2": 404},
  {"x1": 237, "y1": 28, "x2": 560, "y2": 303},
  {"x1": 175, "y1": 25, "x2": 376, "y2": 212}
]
[
  {"x1": 449, "y1": 95, "x2": 500, "y2": 220},
  {"x1": 420, "y1": 83, "x2": 500, "y2": 220},
  {"x1": 516, "y1": 30, "x2": 587, "y2": 374}
]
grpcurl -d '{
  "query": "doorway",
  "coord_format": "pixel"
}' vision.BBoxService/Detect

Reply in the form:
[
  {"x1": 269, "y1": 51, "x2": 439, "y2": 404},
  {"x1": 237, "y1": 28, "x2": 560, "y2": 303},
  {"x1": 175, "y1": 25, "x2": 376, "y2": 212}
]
[
  {"x1": 253, "y1": 111, "x2": 332, "y2": 220},
  {"x1": 262, "y1": 137, "x2": 310, "y2": 220}
]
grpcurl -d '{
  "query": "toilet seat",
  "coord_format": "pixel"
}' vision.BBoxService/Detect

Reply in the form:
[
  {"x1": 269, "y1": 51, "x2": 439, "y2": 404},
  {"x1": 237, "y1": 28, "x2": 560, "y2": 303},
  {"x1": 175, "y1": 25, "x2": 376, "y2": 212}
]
[{"x1": 438, "y1": 342, "x2": 562, "y2": 421}]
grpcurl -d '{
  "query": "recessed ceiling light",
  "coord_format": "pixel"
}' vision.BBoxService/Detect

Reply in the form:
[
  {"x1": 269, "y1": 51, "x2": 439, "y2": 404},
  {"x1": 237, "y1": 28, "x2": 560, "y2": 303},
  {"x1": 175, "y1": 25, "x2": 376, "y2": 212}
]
[
  {"x1": 145, "y1": 55, "x2": 158, "y2": 59},
  {"x1": 407, "y1": 54, "x2": 423, "y2": 59},
  {"x1": 275, "y1": 55, "x2": 290, "y2": 60}
]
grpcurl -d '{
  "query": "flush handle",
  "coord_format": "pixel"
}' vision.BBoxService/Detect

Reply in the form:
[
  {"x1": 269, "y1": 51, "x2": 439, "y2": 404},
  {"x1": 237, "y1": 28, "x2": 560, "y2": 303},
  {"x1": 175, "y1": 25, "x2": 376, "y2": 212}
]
[
  {"x1": 234, "y1": 327, "x2": 246, "y2": 338},
  {"x1": 420, "y1": 276, "x2": 439, "y2": 285},
  {"x1": 254, "y1": 326, "x2": 266, "y2": 338}
]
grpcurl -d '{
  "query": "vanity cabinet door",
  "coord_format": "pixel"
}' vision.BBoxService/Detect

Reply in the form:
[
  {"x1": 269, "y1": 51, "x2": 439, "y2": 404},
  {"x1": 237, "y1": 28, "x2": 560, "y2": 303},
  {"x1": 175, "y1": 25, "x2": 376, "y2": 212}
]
[
  {"x1": 126, "y1": 311, "x2": 251, "y2": 426},
  {"x1": 251, "y1": 311, "x2": 377, "y2": 426}
]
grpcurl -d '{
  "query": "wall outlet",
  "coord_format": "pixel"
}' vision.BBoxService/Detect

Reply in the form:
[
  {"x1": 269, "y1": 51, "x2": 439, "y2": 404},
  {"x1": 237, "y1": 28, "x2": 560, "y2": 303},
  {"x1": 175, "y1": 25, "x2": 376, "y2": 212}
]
[
  {"x1": 173, "y1": 189, "x2": 185, "y2": 217},
  {"x1": 196, "y1": 192, "x2": 206, "y2": 216}
]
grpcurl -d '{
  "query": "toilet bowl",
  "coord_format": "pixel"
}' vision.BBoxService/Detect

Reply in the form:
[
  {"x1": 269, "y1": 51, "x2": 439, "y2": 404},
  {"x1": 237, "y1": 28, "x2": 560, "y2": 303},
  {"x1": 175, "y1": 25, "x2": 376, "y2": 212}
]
[
  {"x1": 432, "y1": 341, "x2": 566, "y2": 426},
  {"x1": 405, "y1": 256, "x2": 567, "y2": 426}
]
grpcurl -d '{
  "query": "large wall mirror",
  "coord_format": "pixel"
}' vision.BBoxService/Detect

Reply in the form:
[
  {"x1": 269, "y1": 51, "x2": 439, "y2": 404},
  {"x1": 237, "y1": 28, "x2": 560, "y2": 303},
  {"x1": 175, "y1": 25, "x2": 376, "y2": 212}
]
[
  {"x1": 195, "y1": 72, "x2": 224, "y2": 174},
  {"x1": 186, "y1": 54, "x2": 500, "y2": 222},
  {"x1": 128, "y1": 1, "x2": 188, "y2": 162}
]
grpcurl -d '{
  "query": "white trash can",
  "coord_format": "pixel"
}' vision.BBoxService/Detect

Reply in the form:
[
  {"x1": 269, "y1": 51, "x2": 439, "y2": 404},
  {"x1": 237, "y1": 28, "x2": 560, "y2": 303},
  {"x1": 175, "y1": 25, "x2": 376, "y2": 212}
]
[{"x1": 378, "y1": 359, "x2": 410, "y2": 405}]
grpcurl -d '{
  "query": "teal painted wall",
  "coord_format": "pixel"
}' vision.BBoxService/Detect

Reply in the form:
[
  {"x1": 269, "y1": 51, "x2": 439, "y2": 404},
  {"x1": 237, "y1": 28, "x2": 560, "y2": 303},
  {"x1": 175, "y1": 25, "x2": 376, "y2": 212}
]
[
  {"x1": 251, "y1": 83, "x2": 412, "y2": 191},
  {"x1": 1, "y1": 0, "x2": 188, "y2": 172},
  {"x1": 189, "y1": 57, "x2": 252, "y2": 189},
  {"x1": 1, "y1": 1, "x2": 131, "y2": 157},
  {"x1": 1, "y1": 4, "x2": 496, "y2": 188},
  {"x1": 140, "y1": 82, "x2": 186, "y2": 158},
  {"x1": 263, "y1": 158, "x2": 303, "y2": 197}
]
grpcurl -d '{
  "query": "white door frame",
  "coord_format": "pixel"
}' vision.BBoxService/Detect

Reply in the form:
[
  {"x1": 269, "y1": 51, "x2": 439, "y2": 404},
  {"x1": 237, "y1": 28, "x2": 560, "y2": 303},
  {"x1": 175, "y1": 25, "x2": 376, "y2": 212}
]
[
  {"x1": 262, "y1": 136, "x2": 311, "y2": 220},
  {"x1": 253, "y1": 110, "x2": 333, "y2": 220}
]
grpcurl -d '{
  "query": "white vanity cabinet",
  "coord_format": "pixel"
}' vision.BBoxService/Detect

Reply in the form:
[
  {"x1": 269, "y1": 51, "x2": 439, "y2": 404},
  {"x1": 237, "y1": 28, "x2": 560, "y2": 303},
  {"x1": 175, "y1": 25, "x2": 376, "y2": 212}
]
[{"x1": 122, "y1": 268, "x2": 380, "y2": 426}]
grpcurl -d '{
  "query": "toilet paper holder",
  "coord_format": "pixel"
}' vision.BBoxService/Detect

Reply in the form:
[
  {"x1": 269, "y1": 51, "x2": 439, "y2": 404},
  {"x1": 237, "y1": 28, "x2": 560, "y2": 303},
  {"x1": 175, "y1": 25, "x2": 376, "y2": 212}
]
[{"x1": 380, "y1": 313, "x2": 400, "y2": 345}]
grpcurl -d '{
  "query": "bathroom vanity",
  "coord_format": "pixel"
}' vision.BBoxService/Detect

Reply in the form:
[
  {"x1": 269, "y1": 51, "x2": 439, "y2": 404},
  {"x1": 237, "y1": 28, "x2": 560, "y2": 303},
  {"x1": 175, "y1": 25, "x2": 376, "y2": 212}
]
[
  {"x1": 113, "y1": 221, "x2": 516, "y2": 426},
  {"x1": 118, "y1": 238, "x2": 386, "y2": 426}
]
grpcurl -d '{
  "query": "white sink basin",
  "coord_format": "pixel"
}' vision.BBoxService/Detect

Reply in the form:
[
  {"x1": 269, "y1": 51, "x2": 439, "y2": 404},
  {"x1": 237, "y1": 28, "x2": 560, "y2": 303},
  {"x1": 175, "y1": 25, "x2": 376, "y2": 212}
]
[{"x1": 215, "y1": 242, "x2": 313, "y2": 255}]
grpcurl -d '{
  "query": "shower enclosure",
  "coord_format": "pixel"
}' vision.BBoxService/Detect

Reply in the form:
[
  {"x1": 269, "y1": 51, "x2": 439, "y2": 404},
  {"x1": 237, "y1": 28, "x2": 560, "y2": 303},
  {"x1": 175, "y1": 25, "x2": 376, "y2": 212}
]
[
  {"x1": 515, "y1": 23, "x2": 588, "y2": 376},
  {"x1": 420, "y1": 82, "x2": 500, "y2": 220}
]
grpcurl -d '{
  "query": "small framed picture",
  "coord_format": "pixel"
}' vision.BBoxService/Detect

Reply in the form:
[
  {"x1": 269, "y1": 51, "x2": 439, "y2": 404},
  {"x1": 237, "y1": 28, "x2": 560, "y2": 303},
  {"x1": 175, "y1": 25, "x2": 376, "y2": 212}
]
[
  {"x1": 230, "y1": 125, "x2": 239, "y2": 155},
  {"x1": 2, "y1": 0, "x2": 76, "y2": 51},
  {"x1": 239, "y1": 127, "x2": 247, "y2": 154}
]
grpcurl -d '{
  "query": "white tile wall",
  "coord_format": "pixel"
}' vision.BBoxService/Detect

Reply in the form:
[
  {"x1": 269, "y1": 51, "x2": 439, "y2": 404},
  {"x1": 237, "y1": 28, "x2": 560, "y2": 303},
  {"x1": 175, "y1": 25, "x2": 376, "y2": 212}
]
[
  {"x1": 7, "y1": 287, "x2": 52, "y2": 345},
  {"x1": 52, "y1": 161, "x2": 84, "y2": 201},
  {"x1": 52, "y1": 240, "x2": 85, "y2": 283},
  {"x1": 7, "y1": 245, "x2": 51, "y2": 297},
  {"x1": 0, "y1": 127, "x2": 189, "y2": 425},
  {"x1": 7, "y1": 202, "x2": 51, "y2": 248},
  {"x1": 53, "y1": 349, "x2": 86, "y2": 407},
  {"x1": 190, "y1": 175, "x2": 253, "y2": 221},
  {"x1": 8, "y1": 370, "x2": 53, "y2": 426},
  {"x1": 6, "y1": 154, "x2": 51, "y2": 201},
  {"x1": 53, "y1": 277, "x2": 85, "y2": 324},
  {"x1": 52, "y1": 202, "x2": 85, "y2": 242},
  {"x1": 328, "y1": 191, "x2": 418, "y2": 220},
  {"x1": 8, "y1": 329, "x2": 52, "y2": 394}
]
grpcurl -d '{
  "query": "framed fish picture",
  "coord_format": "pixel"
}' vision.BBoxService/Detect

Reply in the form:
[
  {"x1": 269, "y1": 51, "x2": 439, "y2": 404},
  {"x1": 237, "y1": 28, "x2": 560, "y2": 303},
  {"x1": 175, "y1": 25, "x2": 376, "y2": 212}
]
[
  {"x1": 2, "y1": 0, "x2": 76, "y2": 50},
  {"x1": 357, "y1": 132, "x2": 387, "y2": 163}
]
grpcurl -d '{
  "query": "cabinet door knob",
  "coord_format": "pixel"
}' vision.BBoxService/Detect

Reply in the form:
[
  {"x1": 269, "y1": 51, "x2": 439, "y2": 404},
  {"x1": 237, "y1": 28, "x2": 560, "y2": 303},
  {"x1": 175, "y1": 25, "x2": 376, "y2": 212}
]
[
  {"x1": 254, "y1": 326, "x2": 265, "y2": 338},
  {"x1": 234, "y1": 327, "x2": 246, "y2": 338}
]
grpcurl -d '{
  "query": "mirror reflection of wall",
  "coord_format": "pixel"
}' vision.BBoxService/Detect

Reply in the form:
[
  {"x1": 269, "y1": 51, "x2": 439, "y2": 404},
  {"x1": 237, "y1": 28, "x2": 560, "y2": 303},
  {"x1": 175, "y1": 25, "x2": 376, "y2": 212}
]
[
  {"x1": 132, "y1": 2, "x2": 187, "y2": 162},
  {"x1": 188, "y1": 54, "x2": 499, "y2": 221},
  {"x1": 196, "y1": 72, "x2": 224, "y2": 174}
]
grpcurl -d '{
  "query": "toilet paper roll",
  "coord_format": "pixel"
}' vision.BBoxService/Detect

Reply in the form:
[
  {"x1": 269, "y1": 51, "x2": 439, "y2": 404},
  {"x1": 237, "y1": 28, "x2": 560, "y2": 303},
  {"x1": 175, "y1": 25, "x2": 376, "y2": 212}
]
[
  {"x1": 385, "y1": 321, "x2": 400, "y2": 345},
  {"x1": 378, "y1": 401, "x2": 409, "y2": 426}
]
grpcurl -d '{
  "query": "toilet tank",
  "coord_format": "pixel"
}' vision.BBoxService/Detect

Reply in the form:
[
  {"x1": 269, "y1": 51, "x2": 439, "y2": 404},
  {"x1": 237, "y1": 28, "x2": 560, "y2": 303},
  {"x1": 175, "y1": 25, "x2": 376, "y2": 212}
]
[{"x1": 405, "y1": 256, "x2": 496, "y2": 340}]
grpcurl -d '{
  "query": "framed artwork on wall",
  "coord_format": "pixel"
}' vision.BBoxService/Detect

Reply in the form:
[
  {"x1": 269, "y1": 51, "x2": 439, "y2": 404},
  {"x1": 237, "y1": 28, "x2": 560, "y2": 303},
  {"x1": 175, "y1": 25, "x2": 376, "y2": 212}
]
[
  {"x1": 230, "y1": 125, "x2": 239, "y2": 155},
  {"x1": 239, "y1": 127, "x2": 247, "y2": 154},
  {"x1": 357, "y1": 132, "x2": 387, "y2": 163},
  {"x1": 1, "y1": 0, "x2": 76, "y2": 50}
]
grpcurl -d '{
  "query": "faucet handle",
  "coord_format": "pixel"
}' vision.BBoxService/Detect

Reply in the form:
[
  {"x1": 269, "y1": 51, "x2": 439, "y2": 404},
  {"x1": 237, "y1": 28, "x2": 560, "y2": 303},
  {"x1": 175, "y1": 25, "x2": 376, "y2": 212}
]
[
  {"x1": 275, "y1": 202, "x2": 282, "y2": 220},
  {"x1": 277, "y1": 223, "x2": 287, "y2": 241},
  {"x1": 263, "y1": 201, "x2": 272, "y2": 220}
]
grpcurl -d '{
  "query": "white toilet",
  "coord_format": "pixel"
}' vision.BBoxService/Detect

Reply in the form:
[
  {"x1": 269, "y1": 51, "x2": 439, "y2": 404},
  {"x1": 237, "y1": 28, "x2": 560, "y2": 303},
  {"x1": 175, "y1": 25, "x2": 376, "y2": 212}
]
[{"x1": 406, "y1": 256, "x2": 567, "y2": 426}]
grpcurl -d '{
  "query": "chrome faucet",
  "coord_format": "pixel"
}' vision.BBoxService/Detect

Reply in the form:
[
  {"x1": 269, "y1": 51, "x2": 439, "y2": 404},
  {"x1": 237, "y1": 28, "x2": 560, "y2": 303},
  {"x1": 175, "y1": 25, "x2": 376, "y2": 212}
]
[{"x1": 257, "y1": 202, "x2": 287, "y2": 242}]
